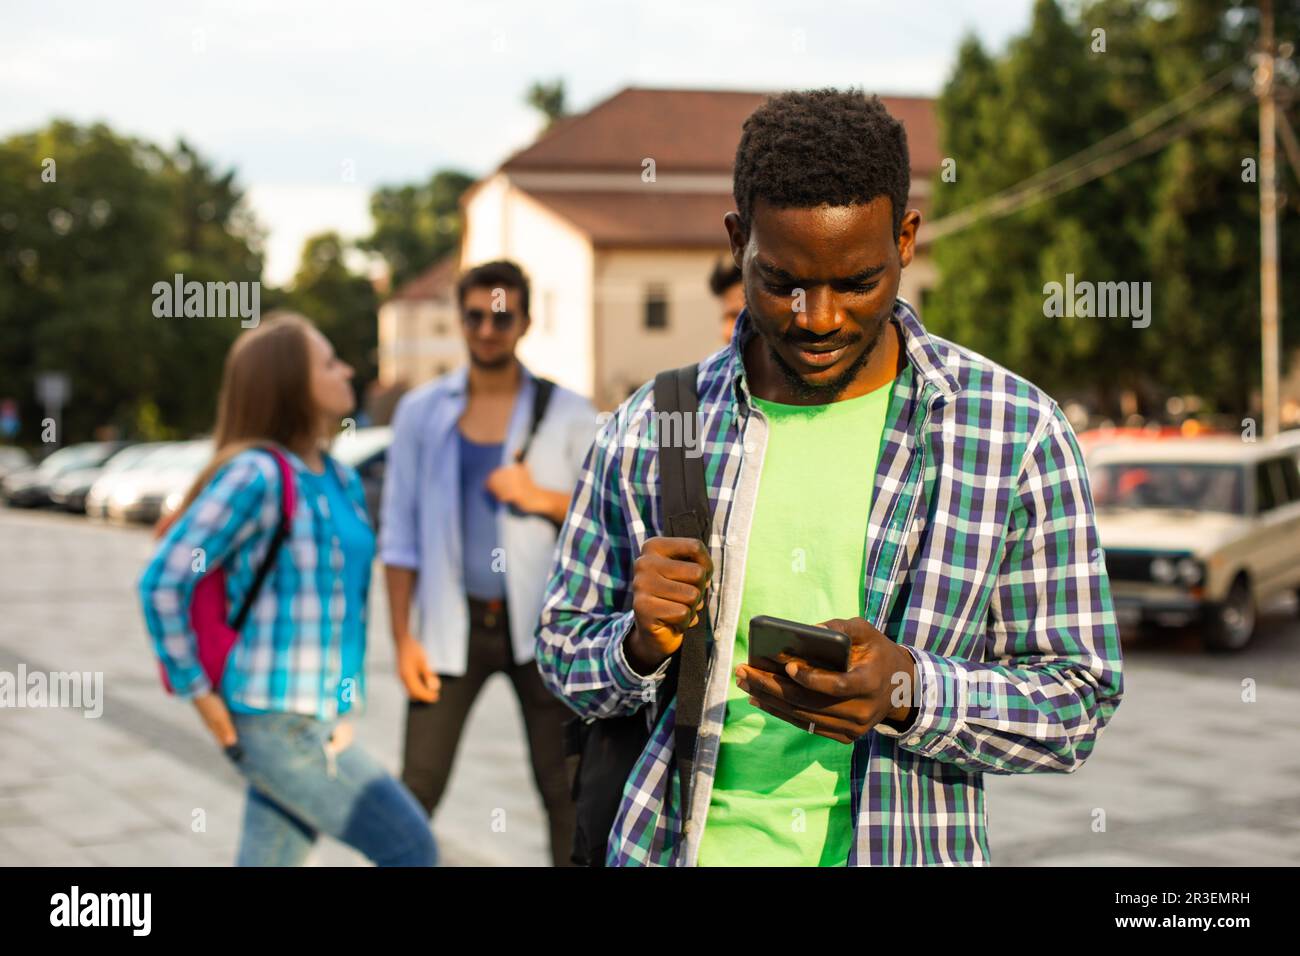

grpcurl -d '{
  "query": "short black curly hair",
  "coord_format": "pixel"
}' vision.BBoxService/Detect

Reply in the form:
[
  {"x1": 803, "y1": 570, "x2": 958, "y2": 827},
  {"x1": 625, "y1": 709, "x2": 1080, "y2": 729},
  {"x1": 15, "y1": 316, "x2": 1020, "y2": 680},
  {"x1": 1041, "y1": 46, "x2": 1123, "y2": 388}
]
[{"x1": 732, "y1": 88, "x2": 911, "y2": 239}]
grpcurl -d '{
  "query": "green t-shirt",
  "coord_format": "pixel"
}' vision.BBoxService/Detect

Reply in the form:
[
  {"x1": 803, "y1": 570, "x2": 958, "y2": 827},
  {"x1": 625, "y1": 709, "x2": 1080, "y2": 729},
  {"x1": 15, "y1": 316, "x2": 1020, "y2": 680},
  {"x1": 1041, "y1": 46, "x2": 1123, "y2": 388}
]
[{"x1": 697, "y1": 380, "x2": 892, "y2": 866}]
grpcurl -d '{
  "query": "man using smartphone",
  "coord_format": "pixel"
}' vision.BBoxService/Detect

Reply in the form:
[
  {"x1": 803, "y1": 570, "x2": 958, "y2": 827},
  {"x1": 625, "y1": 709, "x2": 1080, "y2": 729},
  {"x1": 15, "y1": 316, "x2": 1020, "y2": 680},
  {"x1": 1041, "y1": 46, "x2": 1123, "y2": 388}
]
[{"x1": 536, "y1": 90, "x2": 1123, "y2": 867}]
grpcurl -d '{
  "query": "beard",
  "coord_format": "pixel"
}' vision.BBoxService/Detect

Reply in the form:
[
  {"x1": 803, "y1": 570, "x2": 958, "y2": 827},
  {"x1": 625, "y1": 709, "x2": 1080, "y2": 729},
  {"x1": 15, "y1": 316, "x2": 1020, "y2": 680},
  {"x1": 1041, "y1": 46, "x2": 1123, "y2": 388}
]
[
  {"x1": 467, "y1": 348, "x2": 515, "y2": 371},
  {"x1": 763, "y1": 310, "x2": 891, "y2": 402}
]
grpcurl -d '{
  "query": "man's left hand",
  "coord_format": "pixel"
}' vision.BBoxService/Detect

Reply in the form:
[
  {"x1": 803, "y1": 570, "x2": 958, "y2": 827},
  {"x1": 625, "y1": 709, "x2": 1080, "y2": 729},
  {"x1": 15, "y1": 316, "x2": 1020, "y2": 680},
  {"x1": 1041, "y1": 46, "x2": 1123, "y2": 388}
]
[{"x1": 735, "y1": 616, "x2": 916, "y2": 745}]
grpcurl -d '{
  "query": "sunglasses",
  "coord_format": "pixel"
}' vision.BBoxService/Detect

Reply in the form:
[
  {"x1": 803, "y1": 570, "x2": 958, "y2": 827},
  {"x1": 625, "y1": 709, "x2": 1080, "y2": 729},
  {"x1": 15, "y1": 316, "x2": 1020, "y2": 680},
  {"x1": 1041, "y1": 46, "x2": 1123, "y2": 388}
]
[{"x1": 462, "y1": 309, "x2": 519, "y2": 333}]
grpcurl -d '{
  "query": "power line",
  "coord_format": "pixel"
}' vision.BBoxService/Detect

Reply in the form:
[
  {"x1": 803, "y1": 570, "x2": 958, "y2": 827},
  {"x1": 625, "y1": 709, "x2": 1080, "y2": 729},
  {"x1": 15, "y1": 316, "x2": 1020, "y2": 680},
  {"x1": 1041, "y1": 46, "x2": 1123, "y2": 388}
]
[
  {"x1": 991, "y1": 63, "x2": 1239, "y2": 199},
  {"x1": 923, "y1": 64, "x2": 1246, "y2": 243}
]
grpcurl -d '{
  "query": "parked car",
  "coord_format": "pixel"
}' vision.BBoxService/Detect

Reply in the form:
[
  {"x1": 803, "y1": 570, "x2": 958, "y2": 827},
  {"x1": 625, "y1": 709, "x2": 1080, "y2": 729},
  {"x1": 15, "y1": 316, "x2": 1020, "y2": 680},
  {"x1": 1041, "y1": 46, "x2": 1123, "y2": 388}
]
[
  {"x1": 0, "y1": 447, "x2": 32, "y2": 482},
  {"x1": 149, "y1": 431, "x2": 392, "y2": 527},
  {"x1": 331, "y1": 426, "x2": 393, "y2": 527},
  {"x1": 50, "y1": 442, "x2": 171, "y2": 513},
  {"x1": 96, "y1": 439, "x2": 212, "y2": 524},
  {"x1": 87, "y1": 442, "x2": 180, "y2": 520},
  {"x1": 1078, "y1": 425, "x2": 1232, "y2": 467},
  {"x1": 1275, "y1": 427, "x2": 1300, "y2": 466},
  {"x1": 1, "y1": 442, "x2": 130, "y2": 508},
  {"x1": 1091, "y1": 438, "x2": 1300, "y2": 651},
  {"x1": 87, "y1": 443, "x2": 169, "y2": 520}
]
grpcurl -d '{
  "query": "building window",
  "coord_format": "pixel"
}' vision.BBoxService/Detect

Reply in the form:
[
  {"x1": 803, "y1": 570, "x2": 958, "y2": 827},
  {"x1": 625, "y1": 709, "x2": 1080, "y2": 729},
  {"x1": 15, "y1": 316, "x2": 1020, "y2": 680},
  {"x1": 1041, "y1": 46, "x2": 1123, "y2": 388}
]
[{"x1": 643, "y1": 284, "x2": 668, "y2": 330}]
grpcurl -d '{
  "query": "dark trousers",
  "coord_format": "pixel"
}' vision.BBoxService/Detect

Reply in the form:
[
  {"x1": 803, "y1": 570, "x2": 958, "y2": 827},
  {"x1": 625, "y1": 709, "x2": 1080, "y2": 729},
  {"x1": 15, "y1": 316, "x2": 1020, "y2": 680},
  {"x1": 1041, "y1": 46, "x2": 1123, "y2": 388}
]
[{"x1": 401, "y1": 596, "x2": 576, "y2": 867}]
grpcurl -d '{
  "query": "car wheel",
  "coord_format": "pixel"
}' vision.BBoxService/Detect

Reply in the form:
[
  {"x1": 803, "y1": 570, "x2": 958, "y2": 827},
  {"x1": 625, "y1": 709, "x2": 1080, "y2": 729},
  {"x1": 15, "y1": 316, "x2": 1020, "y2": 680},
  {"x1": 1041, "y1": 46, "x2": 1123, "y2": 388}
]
[{"x1": 1203, "y1": 576, "x2": 1256, "y2": 652}]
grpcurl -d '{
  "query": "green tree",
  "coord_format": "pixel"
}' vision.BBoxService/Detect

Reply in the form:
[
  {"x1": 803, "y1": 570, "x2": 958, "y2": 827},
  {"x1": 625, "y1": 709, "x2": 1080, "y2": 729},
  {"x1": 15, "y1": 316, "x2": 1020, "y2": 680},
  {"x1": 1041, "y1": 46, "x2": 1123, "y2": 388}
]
[
  {"x1": 149, "y1": 137, "x2": 265, "y2": 437},
  {"x1": 279, "y1": 231, "x2": 379, "y2": 408},
  {"x1": 1122, "y1": 0, "x2": 1300, "y2": 414},
  {"x1": 0, "y1": 121, "x2": 264, "y2": 445},
  {"x1": 926, "y1": 0, "x2": 1300, "y2": 418},
  {"x1": 927, "y1": 0, "x2": 1136, "y2": 414},
  {"x1": 360, "y1": 169, "x2": 473, "y2": 289},
  {"x1": 526, "y1": 78, "x2": 568, "y2": 130}
]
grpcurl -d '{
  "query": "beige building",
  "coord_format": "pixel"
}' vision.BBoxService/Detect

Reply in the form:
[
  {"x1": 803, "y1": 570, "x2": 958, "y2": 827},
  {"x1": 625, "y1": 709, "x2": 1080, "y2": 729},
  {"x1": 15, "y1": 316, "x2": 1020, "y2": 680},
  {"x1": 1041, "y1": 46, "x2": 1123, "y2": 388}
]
[
  {"x1": 381, "y1": 87, "x2": 939, "y2": 409},
  {"x1": 377, "y1": 255, "x2": 461, "y2": 387}
]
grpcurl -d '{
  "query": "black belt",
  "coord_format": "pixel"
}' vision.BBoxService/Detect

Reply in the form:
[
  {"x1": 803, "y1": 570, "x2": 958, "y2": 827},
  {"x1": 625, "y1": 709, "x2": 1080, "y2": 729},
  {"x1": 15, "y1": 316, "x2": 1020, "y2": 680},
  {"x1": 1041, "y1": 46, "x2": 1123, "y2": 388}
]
[{"x1": 467, "y1": 595, "x2": 507, "y2": 629}]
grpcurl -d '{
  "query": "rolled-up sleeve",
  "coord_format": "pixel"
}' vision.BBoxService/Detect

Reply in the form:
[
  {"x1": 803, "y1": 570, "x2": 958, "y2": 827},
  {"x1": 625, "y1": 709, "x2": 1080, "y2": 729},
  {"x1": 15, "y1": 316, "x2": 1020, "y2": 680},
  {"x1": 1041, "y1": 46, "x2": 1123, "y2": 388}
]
[
  {"x1": 379, "y1": 391, "x2": 422, "y2": 569},
  {"x1": 874, "y1": 406, "x2": 1124, "y2": 775},
  {"x1": 137, "y1": 454, "x2": 277, "y2": 699}
]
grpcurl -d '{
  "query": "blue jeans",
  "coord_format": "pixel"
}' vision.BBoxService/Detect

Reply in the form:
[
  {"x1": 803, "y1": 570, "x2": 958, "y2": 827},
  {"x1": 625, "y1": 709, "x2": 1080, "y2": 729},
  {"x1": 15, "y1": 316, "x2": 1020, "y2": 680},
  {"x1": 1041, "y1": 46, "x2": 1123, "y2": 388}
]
[{"x1": 225, "y1": 711, "x2": 438, "y2": 867}]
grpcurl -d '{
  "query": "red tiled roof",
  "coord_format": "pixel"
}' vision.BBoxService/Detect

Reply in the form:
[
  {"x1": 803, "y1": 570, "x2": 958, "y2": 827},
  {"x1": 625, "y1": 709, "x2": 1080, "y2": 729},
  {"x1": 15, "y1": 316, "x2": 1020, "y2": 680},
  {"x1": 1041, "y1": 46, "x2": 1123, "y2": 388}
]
[
  {"x1": 389, "y1": 253, "x2": 459, "y2": 302},
  {"x1": 524, "y1": 190, "x2": 735, "y2": 248},
  {"x1": 501, "y1": 87, "x2": 939, "y2": 177},
  {"x1": 520, "y1": 187, "x2": 931, "y2": 250}
]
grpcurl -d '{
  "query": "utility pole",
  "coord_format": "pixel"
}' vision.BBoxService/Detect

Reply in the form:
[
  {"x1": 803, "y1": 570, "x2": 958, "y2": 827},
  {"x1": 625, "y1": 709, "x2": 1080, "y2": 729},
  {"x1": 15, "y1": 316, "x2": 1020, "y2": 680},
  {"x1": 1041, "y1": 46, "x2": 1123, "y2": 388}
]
[{"x1": 1257, "y1": 0, "x2": 1281, "y2": 440}]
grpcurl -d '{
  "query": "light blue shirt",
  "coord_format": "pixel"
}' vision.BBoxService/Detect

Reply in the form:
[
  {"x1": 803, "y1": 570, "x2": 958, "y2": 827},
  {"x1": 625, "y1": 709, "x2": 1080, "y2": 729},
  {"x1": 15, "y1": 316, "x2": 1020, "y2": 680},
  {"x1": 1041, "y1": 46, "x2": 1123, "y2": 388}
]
[
  {"x1": 380, "y1": 364, "x2": 598, "y2": 675},
  {"x1": 139, "y1": 448, "x2": 373, "y2": 721}
]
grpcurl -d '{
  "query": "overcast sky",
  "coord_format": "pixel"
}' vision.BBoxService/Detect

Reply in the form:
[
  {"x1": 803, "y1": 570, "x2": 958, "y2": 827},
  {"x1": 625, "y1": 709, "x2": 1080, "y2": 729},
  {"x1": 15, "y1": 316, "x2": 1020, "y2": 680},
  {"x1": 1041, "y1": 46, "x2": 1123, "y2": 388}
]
[{"x1": 3, "y1": 0, "x2": 1036, "y2": 284}]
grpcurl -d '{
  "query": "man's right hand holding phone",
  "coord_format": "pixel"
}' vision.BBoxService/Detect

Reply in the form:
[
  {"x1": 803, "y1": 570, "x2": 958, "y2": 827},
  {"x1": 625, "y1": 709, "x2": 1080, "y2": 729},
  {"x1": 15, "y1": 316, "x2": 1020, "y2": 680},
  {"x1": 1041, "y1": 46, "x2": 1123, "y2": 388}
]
[{"x1": 626, "y1": 536, "x2": 713, "y2": 676}]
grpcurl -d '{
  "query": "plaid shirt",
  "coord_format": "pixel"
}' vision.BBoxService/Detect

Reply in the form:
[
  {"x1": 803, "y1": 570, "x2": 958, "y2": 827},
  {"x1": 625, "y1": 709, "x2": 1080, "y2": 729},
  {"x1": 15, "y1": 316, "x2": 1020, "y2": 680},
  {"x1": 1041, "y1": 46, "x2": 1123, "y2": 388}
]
[
  {"x1": 139, "y1": 447, "x2": 372, "y2": 721},
  {"x1": 536, "y1": 299, "x2": 1124, "y2": 866}
]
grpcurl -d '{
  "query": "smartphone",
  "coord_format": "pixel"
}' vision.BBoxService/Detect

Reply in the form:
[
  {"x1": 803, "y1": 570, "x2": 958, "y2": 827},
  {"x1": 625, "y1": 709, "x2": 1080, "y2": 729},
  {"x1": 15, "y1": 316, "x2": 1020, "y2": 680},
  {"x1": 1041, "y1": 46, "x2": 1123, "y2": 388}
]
[{"x1": 747, "y1": 615, "x2": 851, "y2": 672}]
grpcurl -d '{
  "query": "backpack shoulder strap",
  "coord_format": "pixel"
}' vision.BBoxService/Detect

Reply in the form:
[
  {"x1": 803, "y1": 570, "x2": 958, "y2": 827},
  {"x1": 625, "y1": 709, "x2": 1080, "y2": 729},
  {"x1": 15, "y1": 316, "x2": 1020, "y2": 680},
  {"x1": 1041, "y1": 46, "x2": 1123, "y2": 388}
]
[
  {"x1": 515, "y1": 375, "x2": 556, "y2": 463},
  {"x1": 652, "y1": 363, "x2": 711, "y2": 830},
  {"x1": 230, "y1": 446, "x2": 295, "y2": 632}
]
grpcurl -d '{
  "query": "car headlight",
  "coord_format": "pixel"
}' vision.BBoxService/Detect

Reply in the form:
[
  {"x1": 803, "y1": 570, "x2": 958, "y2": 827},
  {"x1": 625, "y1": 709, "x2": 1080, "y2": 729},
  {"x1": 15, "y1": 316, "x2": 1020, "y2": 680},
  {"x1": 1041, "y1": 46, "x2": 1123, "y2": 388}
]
[
  {"x1": 164, "y1": 491, "x2": 182, "y2": 513},
  {"x1": 1150, "y1": 557, "x2": 1177, "y2": 584},
  {"x1": 1176, "y1": 558, "x2": 1203, "y2": 586}
]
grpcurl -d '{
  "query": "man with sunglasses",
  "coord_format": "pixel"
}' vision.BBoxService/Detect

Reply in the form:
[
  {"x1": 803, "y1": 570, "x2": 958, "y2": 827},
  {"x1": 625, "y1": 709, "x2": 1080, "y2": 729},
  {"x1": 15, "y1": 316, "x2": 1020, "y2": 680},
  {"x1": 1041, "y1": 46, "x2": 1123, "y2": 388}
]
[{"x1": 381, "y1": 259, "x2": 597, "y2": 865}]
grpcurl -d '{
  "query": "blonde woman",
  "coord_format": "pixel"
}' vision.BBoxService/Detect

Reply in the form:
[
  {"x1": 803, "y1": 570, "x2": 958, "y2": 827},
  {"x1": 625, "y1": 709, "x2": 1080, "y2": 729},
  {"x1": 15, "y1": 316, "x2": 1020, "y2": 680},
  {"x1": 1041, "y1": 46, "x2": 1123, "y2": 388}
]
[{"x1": 139, "y1": 312, "x2": 437, "y2": 867}]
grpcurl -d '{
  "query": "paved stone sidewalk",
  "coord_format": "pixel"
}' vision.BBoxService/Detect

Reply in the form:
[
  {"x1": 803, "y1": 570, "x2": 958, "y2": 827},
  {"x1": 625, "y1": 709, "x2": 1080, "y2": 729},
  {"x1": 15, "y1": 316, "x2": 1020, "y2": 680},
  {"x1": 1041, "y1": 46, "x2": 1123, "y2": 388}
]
[{"x1": 2, "y1": 510, "x2": 1298, "y2": 866}]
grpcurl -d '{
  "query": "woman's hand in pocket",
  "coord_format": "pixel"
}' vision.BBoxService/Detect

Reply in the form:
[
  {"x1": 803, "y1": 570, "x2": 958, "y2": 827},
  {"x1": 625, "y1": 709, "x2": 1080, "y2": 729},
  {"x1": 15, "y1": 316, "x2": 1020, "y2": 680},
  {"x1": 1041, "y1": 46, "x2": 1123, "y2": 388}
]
[{"x1": 193, "y1": 692, "x2": 238, "y2": 748}]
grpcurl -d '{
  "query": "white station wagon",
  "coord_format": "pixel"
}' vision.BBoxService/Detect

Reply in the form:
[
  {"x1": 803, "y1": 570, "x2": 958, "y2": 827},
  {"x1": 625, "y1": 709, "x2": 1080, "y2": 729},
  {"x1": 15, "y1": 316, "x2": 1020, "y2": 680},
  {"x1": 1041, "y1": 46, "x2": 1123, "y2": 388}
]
[{"x1": 1089, "y1": 437, "x2": 1300, "y2": 651}]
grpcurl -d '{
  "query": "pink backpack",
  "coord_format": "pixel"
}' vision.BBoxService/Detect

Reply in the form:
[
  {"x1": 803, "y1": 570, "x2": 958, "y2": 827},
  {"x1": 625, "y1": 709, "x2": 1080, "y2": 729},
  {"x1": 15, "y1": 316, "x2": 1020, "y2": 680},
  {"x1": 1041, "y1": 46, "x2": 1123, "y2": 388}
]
[{"x1": 155, "y1": 446, "x2": 297, "y2": 695}]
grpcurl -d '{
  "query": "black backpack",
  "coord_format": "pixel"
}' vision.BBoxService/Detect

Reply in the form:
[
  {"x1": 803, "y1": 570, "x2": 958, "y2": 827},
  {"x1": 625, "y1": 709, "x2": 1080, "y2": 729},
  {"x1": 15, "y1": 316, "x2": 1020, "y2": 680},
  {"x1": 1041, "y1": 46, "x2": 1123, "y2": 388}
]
[
  {"x1": 511, "y1": 375, "x2": 561, "y2": 529},
  {"x1": 515, "y1": 376, "x2": 554, "y2": 464},
  {"x1": 564, "y1": 364, "x2": 713, "y2": 867}
]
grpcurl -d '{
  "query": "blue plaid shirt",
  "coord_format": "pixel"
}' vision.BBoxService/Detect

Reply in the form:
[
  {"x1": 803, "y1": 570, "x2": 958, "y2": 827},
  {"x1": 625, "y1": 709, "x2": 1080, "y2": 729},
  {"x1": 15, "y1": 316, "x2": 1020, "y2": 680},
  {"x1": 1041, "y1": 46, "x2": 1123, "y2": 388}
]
[
  {"x1": 537, "y1": 299, "x2": 1124, "y2": 866},
  {"x1": 139, "y1": 447, "x2": 373, "y2": 721}
]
